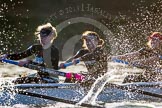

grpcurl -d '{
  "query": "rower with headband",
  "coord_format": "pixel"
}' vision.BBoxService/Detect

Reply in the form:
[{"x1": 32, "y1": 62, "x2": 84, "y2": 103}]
[{"x1": 0, "y1": 23, "x2": 60, "y2": 84}]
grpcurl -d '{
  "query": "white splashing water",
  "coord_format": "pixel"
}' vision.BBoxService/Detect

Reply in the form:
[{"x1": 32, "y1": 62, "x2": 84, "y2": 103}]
[{"x1": 77, "y1": 70, "x2": 115, "y2": 105}]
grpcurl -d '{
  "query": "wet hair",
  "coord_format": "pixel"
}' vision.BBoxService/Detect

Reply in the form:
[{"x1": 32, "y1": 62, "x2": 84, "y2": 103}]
[
  {"x1": 81, "y1": 31, "x2": 105, "y2": 49},
  {"x1": 35, "y1": 23, "x2": 57, "y2": 39}
]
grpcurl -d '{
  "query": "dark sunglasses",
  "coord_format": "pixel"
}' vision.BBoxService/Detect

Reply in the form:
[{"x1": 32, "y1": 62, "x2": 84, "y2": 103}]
[{"x1": 40, "y1": 29, "x2": 52, "y2": 37}]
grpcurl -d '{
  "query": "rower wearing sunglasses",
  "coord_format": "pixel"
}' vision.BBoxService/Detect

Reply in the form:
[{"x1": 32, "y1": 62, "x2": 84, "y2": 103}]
[
  {"x1": 111, "y1": 32, "x2": 162, "y2": 83},
  {"x1": 1, "y1": 23, "x2": 59, "y2": 84}
]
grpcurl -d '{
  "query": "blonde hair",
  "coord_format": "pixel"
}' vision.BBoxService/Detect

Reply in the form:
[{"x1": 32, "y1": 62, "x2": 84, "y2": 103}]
[
  {"x1": 81, "y1": 31, "x2": 104, "y2": 49},
  {"x1": 35, "y1": 23, "x2": 57, "y2": 39}
]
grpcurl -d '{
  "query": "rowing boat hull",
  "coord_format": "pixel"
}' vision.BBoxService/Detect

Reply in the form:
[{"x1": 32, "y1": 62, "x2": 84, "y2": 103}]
[{"x1": 0, "y1": 82, "x2": 162, "y2": 106}]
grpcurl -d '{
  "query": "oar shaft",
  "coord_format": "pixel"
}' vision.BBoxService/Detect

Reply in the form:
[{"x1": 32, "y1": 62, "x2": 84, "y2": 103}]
[
  {"x1": 1, "y1": 59, "x2": 19, "y2": 65},
  {"x1": 26, "y1": 64, "x2": 66, "y2": 76},
  {"x1": 105, "y1": 83, "x2": 162, "y2": 99},
  {"x1": 26, "y1": 64, "x2": 84, "y2": 81},
  {"x1": 17, "y1": 90, "x2": 104, "y2": 108},
  {"x1": 1, "y1": 59, "x2": 84, "y2": 81}
]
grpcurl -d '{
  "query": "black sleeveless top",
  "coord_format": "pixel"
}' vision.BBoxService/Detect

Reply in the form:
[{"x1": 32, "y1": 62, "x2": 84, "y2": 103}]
[{"x1": 73, "y1": 46, "x2": 108, "y2": 80}]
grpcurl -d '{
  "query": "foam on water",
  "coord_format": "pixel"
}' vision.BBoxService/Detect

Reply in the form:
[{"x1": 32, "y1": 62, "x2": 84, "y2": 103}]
[{"x1": 78, "y1": 70, "x2": 116, "y2": 105}]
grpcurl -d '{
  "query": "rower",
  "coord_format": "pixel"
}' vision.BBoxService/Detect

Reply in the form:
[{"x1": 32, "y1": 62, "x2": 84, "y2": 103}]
[
  {"x1": 0, "y1": 23, "x2": 60, "y2": 84},
  {"x1": 111, "y1": 32, "x2": 162, "y2": 83},
  {"x1": 60, "y1": 31, "x2": 109, "y2": 86}
]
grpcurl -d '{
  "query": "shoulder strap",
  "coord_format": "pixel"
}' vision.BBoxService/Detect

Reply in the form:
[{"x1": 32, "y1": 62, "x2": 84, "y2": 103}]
[{"x1": 50, "y1": 44, "x2": 59, "y2": 70}]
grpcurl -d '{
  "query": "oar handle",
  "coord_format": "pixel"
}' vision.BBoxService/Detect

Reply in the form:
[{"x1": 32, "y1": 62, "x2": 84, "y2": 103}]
[
  {"x1": 64, "y1": 59, "x2": 80, "y2": 67},
  {"x1": 59, "y1": 59, "x2": 80, "y2": 69}
]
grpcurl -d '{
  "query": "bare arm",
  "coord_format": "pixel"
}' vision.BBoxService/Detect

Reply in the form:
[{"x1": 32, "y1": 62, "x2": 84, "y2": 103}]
[
  {"x1": 111, "y1": 47, "x2": 153, "y2": 63},
  {"x1": 131, "y1": 55, "x2": 160, "y2": 69},
  {"x1": 111, "y1": 51, "x2": 141, "y2": 63},
  {"x1": 6, "y1": 44, "x2": 42, "y2": 60},
  {"x1": 65, "y1": 56, "x2": 75, "y2": 63},
  {"x1": 65, "y1": 49, "x2": 89, "y2": 63}
]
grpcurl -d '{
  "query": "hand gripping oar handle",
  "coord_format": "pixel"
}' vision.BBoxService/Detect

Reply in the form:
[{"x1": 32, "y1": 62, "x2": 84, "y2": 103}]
[
  {"x1": 1, "y1": 59, "x2": 84, "y2": 81},
  {"x1": 58, "y1": 59, "x2": 80, "y2": 69},
  {"x1": 112, "y1": 58, "x2": 129, "y2": 65}
]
